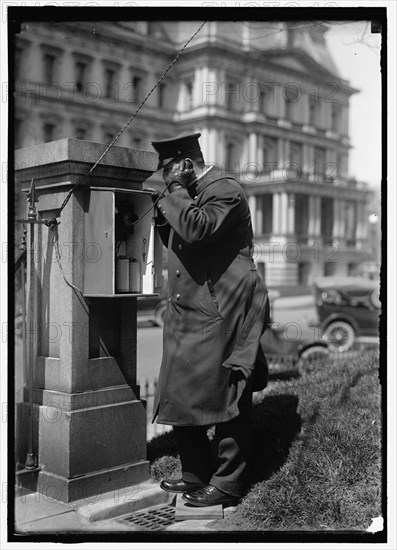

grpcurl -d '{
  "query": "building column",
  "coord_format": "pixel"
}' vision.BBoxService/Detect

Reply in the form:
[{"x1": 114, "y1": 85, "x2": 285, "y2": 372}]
[
  {"x1": 200, "y1": 127, "x2": 210, "y2": 162},
  {"x1": 308, "y1": 196, "x2": 321, "y2": 239},
  {"x1": 356, "y1": 201, "x2": 367, "y2": 246},
  {"x1": 241, "y1": 133, "x2": 249, "y2": 167},
  {"x1": 208, "y1": 67, "x2": 218, "y2": 105},
  {"x1": 302, "y1": 93, "x2": 309, "y2": 125},
  {"x1": 249, "y1": 132, "x2": 258, "y2": 164},
  {"x1": 339, "y1": 199, "x2": 346, "y2": 241},
  {"x1": 284, "y1": 140, "x2": 290, "y2": 170},
  {"x1": 177, "y1": 80, "x2": 186, "y2": 112},
  {"x1": 201, "y1": 66, "x2": 210, "y2": 104},
  {"x1": 308, "y1": 195, "x2": 315, "y2": 237},
  {"x1": 206, "y1": 127, "x2": 216, "y2": 165},
  {"x1": 218, "y1": 129, "x2": 226, "y2": 167},
  {"x1": 332, "y1": 198, "x2": 340, "y2": 238},
  {"x1": 193, "y1": 66, "x2": 202, "y2": 107},
  {"x1": 287, "y1": 193, "x2": 295, "y2": 235},
  {"x1": 256, "y1": 197, "x2": 263, "y2": 236},
  {"x1": 314, "y1": 197, "x2": 321, "y2": 236},
  {"x1": 248, "y1": 195, "x2": 257, "y2": 235},
  {"x1": 280, "y1": 192, "x2": 288, "y2": 235},
  {"x1": 257, "y1": 134, "x2": 264, "y2": 168},
  {"x1": 303, "y1": 143, "x2": 310, "y2": 174},
  {"x1": 272, "y1": 193, "x2": 280, "y2": 234}
]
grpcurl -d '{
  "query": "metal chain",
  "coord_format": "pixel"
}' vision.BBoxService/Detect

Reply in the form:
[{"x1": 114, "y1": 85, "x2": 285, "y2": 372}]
[{"x1": 55, "y1": 20, "x2": 207, "y2": 220}]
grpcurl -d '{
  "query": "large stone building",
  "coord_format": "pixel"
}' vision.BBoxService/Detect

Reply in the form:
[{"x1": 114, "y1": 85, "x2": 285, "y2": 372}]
[{"x1": 14, "y1": 20, "x2": 374, "y2": 286}]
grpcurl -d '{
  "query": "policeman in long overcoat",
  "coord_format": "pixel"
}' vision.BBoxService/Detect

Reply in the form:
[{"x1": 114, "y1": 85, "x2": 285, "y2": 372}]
[{"x1": 149, "y1": 133, "x2": 269, "y2": 507}]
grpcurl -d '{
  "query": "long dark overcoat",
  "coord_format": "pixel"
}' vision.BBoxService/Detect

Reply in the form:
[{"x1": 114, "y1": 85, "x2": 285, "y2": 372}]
[{"x1": 152, "y1": 167, "x2": 269, "y2": 426}]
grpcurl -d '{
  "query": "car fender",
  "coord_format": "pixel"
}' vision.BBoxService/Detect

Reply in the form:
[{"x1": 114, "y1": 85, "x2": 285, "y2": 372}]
[{"x1": 320, "y1": 313, "x2": 359, "y2": 334}]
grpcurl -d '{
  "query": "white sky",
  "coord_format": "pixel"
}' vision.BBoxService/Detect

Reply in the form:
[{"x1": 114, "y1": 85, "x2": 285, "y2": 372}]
[{"x1": 325, "y1": 21, "x2": 382, "y2": 189}]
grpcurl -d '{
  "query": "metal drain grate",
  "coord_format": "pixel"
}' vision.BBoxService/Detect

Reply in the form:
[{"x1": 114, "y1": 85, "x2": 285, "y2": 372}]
[{"x1": 117, "y1": 504, "x2": 176, "y2": 531}]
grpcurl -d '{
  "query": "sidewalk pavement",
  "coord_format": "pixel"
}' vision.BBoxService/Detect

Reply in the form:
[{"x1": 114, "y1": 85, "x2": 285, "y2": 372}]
[{"x1": 14, "y1": 482, "x2": 234, "y2": 534}]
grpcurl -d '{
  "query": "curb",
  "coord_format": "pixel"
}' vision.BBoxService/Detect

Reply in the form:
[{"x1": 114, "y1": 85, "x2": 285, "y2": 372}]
[{"x1": 74, "y1": 482, "x2": 170, "y2": 522}]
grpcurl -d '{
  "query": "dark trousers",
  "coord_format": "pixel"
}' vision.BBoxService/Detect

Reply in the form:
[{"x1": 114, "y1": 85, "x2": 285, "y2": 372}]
[{"x1": 172, "y1": 380, "x2": 252, "y2": 497}]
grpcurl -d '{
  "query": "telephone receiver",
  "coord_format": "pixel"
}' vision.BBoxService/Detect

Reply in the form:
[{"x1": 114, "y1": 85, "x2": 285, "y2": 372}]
[
  {"x1": 179, "y1": 158, "x2": 193, "y2": 172},
  {"x1": 174, "y1": 158, "x2": 196, "y2": 187}
]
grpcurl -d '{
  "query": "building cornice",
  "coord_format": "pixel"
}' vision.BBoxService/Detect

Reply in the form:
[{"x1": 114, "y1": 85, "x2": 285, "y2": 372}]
[
  {"x1": 61, "y1": 22, "x2": 176, "y2": 59},
  {"x1": 178, "y1": 42, "x2": 358, "y2": 96}
]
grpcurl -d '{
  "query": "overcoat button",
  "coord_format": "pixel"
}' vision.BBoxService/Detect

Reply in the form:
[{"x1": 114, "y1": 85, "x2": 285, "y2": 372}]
[
  {"x1": 178, "y1": 244, "x2": 182, "y2": 250},
  {"x1": 176, "y1": 269, "x2": 180, "y2": 277},
  {"x1": 168, "y1": 297, "x2": 171, "y2": 302},
  {"x1": 176, "y1": 294, "x2": 181, "y2": 300},
  {"x1": 162, "y1": 210, "x2": 166, "y2": 215}
]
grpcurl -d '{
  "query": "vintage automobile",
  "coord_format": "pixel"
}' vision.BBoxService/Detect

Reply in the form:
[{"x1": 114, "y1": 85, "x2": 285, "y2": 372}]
[
  {"x1": 313, "y1": 276, "x2": 381, "y2": 352},
  {"x1": 260, "y1": 291, "x2": 330, "y2": 362},
  {"x1": 260, "y1": 275, "x2": 380, "y2": 359}
]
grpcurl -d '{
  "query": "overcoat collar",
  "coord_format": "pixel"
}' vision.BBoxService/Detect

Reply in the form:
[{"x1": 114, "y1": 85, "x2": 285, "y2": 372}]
[{"x1": 190, "y1": 165, "x2": 234, "y2": 198}]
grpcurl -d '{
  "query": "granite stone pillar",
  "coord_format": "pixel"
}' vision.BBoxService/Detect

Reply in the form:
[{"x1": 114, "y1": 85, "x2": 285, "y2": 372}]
[{"x1": 15, "y1": 138, "x2": 158, "y2": 502}]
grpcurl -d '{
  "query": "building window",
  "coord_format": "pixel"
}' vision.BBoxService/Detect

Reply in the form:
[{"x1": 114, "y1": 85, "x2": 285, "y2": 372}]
[
  {"x1": 132, "y1": 136, "x2": 142, "y2": 149},
  {"x1": 285, "y1": 98, "x2": 293, "y2": 120},
  {"x1": 331, "y1": 103, "x2": 341, "y2": 133},
  {"x1": 75, "y1": 128, "x2": 87, "y2": 140},
  {"x1": 324, "y1": 262, "x2": 336, "y2": 277},
  {"x1": 225, "y1": 80, "x2": 238, "y2": 111},
  {"x1": 298, "y1": 262, "x2": 310, "y2": 285},
  {"x1": 295, "y1": 194, "x2": 309, "y2": 241},
  {"x1": 308, "y1": 94, "x2": 320, "y2": 126},
  {"x1": 104, "y1": 130, "x2": 114, "y2": 143},
  {"x1": 104, "y1": 68, "x2": 116, "y2": 99},
  {"x1": 259, "y1": 88, "x2": 267, "y2": 113},
  {"x1": 290, "y1": 141, "x2": 303, "y2": 166},
  {"x1": 321, "y1": 197, "x2": 334, "y2": 245},
  {"x1": 132, "y1": 76, "x2": 142, "y2": 102},
  {"x1": 314, "y1": 146, "x2": 326, "y2": 179},
  {"x1": 262, "y1": 137, "x2": 277, "y2": 171},
  {"x1": 347, "y1": 262, "x2": 358, "y2": 276},
  {"x1": 43, "y1": 122, "x2": 55, "y2": 142},
  {"x1": 75, "y1": 61, "x2": 87, "y2": 92},
  {"x1": 186, "y1": 80, "x2": 193, "y2": 110},
  {"x1": 225, "y1": 142, "x2": 235, "y2": 171},
  {"x1": 158, "y1": 83, "x2": 166, "y2": 108},
  {"x1": 258, "y1": 195, "x2": 273, "y2": 234},
  {"x1": 44, "y1": 53, "x2": 56, "y2": 82},
  {"x1": 345, "y1": 201, "x2": 357, "y2": 246}
]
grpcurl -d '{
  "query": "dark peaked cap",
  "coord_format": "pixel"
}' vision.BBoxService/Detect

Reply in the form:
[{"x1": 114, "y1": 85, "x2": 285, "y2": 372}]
[{"x1": 151, "y1": 132, "x2": 202, "y2": 170}]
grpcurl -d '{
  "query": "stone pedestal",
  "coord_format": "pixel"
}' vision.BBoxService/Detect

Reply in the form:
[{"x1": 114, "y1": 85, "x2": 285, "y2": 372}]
[{"x1": 15, "y1": 139, "x2": 158, "y2": 502}]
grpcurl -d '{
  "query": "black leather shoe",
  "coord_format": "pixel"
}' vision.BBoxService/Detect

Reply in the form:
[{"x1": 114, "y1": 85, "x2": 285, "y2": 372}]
[
  {"x1": 182, "y1": 485, "x2": 239, "y2": 507},
  {"x1": 160, "y1": 478, "x2": 207, "y2": 493}
]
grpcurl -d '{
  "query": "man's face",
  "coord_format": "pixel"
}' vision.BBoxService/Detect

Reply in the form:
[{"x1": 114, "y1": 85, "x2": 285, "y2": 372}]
[{"x1": 162, "y1": 160, "x2": 180, "y2": 187}]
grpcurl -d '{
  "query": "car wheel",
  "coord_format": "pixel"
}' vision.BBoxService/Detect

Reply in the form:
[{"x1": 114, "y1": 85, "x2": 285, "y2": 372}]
[
  {"x1": 154, "y1": 302, "x2": 167, "y2": 327},
  {"x1": 322, "y1": 321, "x2": 355, "y2": 352},
  {"x1": 299, "y1": 344, "x2": 330, "y2": 360}
]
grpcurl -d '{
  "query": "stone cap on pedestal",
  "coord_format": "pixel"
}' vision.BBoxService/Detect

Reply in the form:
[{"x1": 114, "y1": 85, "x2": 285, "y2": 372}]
[{"x1": 15, "y1": 138, "x2": 159, "y2": 191}]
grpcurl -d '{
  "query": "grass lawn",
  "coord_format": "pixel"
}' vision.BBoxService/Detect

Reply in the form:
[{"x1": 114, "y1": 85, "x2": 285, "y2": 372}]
[{"x1": 147, "y1": 351, "x2": 382, "y2": 531}]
